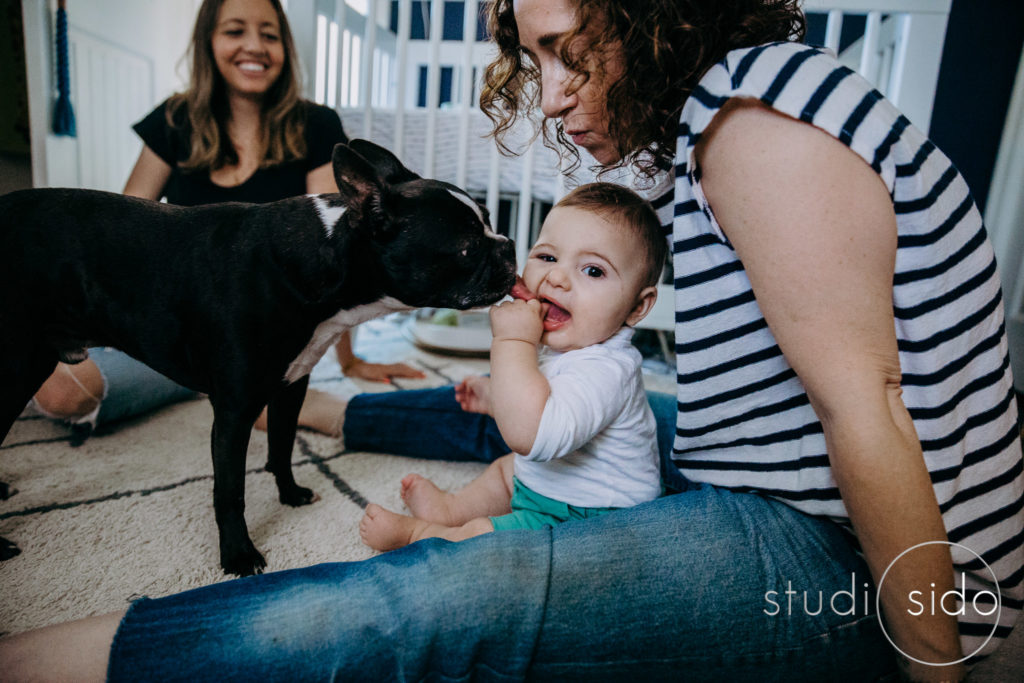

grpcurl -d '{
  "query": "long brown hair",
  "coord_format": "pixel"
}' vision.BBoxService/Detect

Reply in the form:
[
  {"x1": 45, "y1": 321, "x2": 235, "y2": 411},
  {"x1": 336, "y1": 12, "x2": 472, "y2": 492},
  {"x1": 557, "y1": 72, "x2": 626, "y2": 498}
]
[
  {"x1": 168, "y1": 0, "x2": 306, "y2": 172},
  {"x1": 481, "y1": 0, "x2": 805, "y2": 178}
]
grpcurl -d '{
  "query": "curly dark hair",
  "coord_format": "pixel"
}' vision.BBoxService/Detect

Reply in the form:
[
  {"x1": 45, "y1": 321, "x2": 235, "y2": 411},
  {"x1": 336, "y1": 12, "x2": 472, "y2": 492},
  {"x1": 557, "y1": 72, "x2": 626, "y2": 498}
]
[{"x1": 480, "y1": 0, "x2": 806, "y2": 179}]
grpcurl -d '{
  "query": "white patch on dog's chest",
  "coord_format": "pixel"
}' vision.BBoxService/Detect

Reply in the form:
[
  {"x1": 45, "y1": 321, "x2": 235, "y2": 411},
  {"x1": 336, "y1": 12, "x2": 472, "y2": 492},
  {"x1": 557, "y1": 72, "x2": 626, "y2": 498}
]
[
  {"x1": 310, "y1": 195, "x2": 346, "y2": 238},
  {"x1": 283, "y1": 297, "x2": 410, "y2": 383}
]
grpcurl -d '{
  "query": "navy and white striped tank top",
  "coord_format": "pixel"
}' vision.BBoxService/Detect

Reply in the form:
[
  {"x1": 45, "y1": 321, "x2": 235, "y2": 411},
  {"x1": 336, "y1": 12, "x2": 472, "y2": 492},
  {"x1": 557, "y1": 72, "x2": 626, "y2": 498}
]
[{"x1": 658, "y1": 41, "x2": 1022, "y2": 658}]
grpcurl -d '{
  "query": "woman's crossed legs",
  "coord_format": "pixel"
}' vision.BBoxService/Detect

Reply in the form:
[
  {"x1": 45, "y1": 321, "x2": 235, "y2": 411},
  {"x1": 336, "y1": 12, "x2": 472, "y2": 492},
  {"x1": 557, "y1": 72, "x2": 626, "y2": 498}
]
[{"x1": 0, "y1": 484, "x2": 897, "y2": 681}]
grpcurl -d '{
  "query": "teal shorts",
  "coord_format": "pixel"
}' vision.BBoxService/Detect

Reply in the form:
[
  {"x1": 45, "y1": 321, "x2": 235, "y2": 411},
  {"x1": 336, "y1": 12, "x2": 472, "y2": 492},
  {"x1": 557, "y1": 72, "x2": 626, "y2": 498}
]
[{"x1": 490, "y1": 477, "x2": 620, "y2": 531}]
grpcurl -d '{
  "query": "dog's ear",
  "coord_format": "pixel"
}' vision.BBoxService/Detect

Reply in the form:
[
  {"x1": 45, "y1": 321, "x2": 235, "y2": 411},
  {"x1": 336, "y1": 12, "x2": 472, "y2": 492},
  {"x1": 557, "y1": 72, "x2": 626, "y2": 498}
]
[
  {"x1": 332, "y1": 143, "x2": 384, "y2": 210},
  {"x1": 348, "y1": 140, "x2": 419, "y2": 185}
]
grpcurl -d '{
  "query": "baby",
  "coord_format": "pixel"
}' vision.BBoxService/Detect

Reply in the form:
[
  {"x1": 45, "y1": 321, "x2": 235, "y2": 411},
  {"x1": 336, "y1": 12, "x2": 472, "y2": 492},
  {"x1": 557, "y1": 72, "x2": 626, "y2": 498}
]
[{"x1": 360, "y1": 182, "x2": 667, "y2": 550}]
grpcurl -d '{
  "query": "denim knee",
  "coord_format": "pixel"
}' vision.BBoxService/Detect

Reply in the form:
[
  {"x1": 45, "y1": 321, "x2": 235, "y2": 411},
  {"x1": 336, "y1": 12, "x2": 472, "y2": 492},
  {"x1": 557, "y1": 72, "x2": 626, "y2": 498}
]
[{"x1": 110, "y1": 531, "x2": 554, "y2": 682}]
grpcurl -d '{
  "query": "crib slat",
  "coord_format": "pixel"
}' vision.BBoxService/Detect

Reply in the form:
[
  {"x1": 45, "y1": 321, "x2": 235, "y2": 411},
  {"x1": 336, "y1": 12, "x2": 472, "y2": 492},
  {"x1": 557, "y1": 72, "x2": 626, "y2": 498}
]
[
  {"x1": 515, "y1": 142, "x2": 536, "y2": 267},
  {"x1": 315, "y1": 14, "x2": 327, "y2": 104},
  {"x1": 456, "y1": 0, "x2": 480, "y2": 188},
  {"x1": 885, "y1": 10, "x2": 949, "y2": 132},
  {"x1": 824, "y1": 9, "x2": 843, "y2": 55},
  {"x1": 361, "y1": 0, "x2": 377, "y2": 138},
  {"x1": 858, "y1": 11, "x2": 882, "y2": 82},
  {"x1": 424, "y1": 0, "x2": 444, "y2": 177},
  {"x1": 487, "y1": 143, "x2": 500, "y2": 226},
  {"x1": 393, "y1": 0, "x2": 411, "y2": 158},
  {"x1": 326, "y1": 19, "x2": 339, "y2": 107}
]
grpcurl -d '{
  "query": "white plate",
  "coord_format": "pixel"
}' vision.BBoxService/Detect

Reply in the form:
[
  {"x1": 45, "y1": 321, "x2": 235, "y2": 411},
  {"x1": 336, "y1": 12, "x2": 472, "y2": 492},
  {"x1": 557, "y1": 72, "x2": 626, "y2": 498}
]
[{"x1": 405, "y1": 310, "x2": 492, "y2": 355}]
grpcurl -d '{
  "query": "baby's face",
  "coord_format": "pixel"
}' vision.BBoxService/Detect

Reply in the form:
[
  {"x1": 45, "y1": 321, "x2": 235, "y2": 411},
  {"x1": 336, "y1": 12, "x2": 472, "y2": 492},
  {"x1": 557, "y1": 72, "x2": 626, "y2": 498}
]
[{"x1": 522, "y1": 205, "x2": 650, "y2": 352}]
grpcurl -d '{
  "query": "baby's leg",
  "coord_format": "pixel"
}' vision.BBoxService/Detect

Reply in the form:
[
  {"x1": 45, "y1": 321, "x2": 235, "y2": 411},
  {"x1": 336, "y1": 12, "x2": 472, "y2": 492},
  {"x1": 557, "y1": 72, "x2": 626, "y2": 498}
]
[
  {"x1": 359, "y1": 504, "x2": 494, "y2": 551},
  {"x1": 402, "y1": 453, "x2": 515, "y2": 525}
]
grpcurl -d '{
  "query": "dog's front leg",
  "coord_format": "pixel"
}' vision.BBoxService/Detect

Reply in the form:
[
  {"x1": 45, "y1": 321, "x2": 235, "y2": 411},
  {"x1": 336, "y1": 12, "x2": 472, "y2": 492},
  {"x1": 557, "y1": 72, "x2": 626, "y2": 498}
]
[
  {"x1": 210, "y1": 407, "x2": 266, "y2": 576},
  {"x1": 265, "y1": 376, "x2": 318, "y2": 506}
]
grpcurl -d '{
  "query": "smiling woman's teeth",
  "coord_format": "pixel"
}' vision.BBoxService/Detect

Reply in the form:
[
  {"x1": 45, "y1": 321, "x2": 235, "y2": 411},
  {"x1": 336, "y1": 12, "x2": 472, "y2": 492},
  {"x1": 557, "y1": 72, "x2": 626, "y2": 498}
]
[{"x1": 238, "y1": 63, "x2": 265, "y2": 72}]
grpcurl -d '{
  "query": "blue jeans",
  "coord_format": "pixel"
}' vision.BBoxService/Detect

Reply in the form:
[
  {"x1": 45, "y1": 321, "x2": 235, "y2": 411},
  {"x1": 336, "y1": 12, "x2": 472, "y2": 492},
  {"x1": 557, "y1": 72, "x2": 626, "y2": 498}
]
[
  {"x1": 90, "y1": 348, "x2": 197, "y2": 426},
  {"x1": 108, "y1": 388, "x2": 898, "y2": 680},
  {"x1": 344, "y1": 387, "x2": 689, "y2": 492},
  {"x1": 109, "y1": 488, "x2": 895, "y2": 680}
]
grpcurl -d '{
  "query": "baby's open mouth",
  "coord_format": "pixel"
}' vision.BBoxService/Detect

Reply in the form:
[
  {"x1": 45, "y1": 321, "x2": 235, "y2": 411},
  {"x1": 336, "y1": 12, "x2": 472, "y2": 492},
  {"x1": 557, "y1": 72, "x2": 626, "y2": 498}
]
[
  {"x1": 509, "y1": 278, "x2": 569, "y2": 331},
  {"x1": 542, "y1": 299, "x2": 570, "y2": 331}
]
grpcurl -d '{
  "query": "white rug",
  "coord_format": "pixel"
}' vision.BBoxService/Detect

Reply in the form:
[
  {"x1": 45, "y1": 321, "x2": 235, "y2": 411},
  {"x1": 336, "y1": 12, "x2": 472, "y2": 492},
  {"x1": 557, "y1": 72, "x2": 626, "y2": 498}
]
[{"x1": 0, "y1": 326, "x2": 494, "y2": 637}]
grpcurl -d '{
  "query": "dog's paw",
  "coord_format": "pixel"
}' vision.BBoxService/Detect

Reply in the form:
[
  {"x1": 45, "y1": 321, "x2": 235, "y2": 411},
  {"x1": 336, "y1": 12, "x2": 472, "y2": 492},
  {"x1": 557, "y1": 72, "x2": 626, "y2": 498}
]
[
  {"x1": 0, "y1": 481, "x2": 16, "y2": 500},
  {"x1": 220, "y1": 542, "x2": 267, "y2": 577},
  {"x1": 0, "y1": 536, "x2": 22, "y2": 561},
  {"x1": 279, "y1": 484, "x2": 320, "y2": 507}
]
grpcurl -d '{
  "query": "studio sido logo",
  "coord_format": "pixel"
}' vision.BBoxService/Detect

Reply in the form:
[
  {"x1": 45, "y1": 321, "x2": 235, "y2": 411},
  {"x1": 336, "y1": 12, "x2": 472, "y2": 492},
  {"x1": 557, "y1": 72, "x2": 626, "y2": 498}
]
[
  {"x1": 875, "y1": 541, "x2": 1002, "y2": 667},
  {"x1": 763, "y1": 541, "x2": 1002, "y2": 667}
]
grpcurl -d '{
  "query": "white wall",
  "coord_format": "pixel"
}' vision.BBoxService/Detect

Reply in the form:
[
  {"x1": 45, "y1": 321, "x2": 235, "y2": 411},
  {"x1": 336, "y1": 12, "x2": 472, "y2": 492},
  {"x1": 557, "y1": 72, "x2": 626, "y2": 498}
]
[
  {"x1": 23, "y1": 0, "x2": 199, "y2": 190},
  {"x1": 63, "y1": 0, "x2": 198, "y2": 100}
]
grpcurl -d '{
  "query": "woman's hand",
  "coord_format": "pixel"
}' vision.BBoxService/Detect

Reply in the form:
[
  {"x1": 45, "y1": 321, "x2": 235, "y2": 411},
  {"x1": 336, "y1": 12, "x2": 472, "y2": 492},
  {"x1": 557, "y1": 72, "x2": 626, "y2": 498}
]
[
  {"x1": 341, "y1": 358, "x2": 426, "y2": 383},
  {"x1": 334, "y1": 330, "x2": 425, "y2": 383},
  {"x1": 455, "y1": 376, "x2": 493, "y2": 415}
]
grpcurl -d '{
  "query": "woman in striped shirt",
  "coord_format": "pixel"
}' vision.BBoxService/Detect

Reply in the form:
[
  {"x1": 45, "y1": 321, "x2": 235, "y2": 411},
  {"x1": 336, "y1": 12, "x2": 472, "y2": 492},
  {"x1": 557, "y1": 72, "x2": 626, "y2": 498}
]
[{"x1": 2, "y1": 0, "x2": 1020, "y2": 680}]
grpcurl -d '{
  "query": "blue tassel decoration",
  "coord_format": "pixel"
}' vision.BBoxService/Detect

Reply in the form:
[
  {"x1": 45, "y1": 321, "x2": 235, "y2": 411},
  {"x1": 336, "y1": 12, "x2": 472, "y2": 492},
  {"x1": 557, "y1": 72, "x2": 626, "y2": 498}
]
[{"x1": 53, "y1": 3, "x2": 76, "y2": 137}]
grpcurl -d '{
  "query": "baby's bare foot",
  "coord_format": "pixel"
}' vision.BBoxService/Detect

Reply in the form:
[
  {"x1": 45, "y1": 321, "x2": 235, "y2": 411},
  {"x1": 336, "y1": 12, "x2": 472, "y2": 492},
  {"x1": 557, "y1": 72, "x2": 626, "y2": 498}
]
[
  {"x1": 359, "y1": 504, "x2": 424, "y2": 551},
  {"x1": 401, "y1": 474, "x2": 456, "y2": 524}
]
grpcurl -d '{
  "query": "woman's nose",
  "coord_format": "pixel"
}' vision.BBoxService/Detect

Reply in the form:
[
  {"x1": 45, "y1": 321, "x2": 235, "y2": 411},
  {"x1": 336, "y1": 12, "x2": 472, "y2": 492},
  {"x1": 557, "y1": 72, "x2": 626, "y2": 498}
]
[
  {"x1": 242, "y1": 29, "x2": 263, "y2": 52},
  {"x1": 539, "y1": 64, "x2": 575, "y2": 119}
]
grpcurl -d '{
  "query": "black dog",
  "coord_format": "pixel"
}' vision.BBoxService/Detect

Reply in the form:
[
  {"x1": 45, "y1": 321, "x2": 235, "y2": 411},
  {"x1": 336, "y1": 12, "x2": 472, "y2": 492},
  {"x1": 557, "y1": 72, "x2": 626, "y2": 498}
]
[{"x1": 0, "y1": 140, "x2": 516, "y2": 575}]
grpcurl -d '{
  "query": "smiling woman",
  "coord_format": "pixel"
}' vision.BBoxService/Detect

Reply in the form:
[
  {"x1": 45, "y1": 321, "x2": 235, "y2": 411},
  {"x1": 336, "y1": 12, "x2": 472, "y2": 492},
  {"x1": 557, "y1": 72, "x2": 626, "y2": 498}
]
[
  {"x1": 153, "y1": 0, "x2": 305, "y2": 187},
  {"x1": 210, "y1": 0, "x2": 285, "y2": 99}
]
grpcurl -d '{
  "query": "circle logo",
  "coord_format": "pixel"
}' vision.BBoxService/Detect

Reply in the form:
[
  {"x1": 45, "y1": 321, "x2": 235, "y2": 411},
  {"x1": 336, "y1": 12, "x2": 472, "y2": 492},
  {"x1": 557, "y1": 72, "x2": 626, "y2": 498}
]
[{"x1": 875, "y1": 540, "x2": 1001, "y2": 666}]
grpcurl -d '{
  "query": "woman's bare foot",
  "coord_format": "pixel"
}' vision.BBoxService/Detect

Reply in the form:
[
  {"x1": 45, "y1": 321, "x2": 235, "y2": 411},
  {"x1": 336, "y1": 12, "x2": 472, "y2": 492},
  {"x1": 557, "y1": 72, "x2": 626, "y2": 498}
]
[
  {"x1": 254, "y1": 388, "x2": 347, "y2": 437},
  {"x1": 401, "y1": 474, "x2": 457, "y2": 524},
  {"x1": 359, "y1": 503, "x2": 425, "y2": 551}
]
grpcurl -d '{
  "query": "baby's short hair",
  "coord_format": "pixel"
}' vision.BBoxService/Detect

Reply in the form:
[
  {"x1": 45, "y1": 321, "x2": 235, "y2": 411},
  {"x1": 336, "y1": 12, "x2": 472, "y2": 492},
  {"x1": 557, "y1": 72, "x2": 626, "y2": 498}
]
[{"x1": 555, "y1": 183, "x2": 667, "y2": 288}]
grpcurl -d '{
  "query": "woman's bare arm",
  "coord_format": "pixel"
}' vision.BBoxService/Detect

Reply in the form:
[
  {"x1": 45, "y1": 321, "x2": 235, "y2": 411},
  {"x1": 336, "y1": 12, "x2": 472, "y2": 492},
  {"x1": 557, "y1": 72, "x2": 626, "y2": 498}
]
[
  {"x1": 698, "y1": 99, "x2": 965, "y2": 681},
  {"x1": 122, "y1": 144, "x2": 172, "y2": 199}
]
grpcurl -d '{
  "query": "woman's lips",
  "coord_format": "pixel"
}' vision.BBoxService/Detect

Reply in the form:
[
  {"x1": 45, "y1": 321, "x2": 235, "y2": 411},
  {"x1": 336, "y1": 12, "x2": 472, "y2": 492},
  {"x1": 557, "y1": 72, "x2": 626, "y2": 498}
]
[{"x1": 568, "y1": 130, "x2": 587, "y2": 145}]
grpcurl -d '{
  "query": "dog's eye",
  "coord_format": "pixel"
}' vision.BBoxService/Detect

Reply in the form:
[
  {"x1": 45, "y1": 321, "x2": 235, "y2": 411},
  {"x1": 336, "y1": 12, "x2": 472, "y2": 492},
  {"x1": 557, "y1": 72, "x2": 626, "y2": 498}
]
[{"x1": 460, "y1": 248, "x2": 468, "y2": 258}]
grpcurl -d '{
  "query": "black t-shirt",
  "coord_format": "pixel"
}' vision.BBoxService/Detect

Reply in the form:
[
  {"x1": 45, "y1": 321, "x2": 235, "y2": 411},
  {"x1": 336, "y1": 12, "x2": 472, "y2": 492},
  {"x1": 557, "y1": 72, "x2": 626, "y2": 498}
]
[{"x1": 132, "y1": 99, "x2": 347, "y2": 206}]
